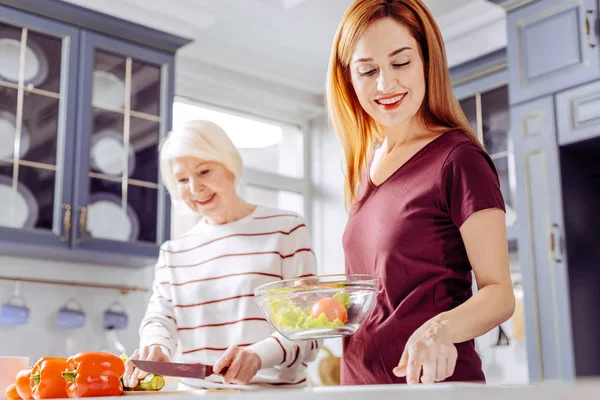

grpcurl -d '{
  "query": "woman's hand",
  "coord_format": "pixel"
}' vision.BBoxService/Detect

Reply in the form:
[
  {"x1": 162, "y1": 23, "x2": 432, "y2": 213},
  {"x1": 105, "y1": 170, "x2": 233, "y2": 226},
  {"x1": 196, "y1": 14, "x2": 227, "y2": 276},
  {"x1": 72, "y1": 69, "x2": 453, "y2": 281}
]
[
  {"x1": 123, "y1": 345, "x2": 169, "y2": 388},
  {"x1": 393, "y1": 317, "x2": 457, "y2": 384},
  {"x1": 213, "y1": 345, "x2": 261, "y2": 385}
]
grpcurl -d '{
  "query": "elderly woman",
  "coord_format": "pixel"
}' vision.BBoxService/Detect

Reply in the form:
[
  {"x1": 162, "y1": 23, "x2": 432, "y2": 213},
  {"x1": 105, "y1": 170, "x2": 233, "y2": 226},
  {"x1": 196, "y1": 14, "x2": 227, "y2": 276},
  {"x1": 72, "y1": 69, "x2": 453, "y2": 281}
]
[{"x1": 123, "y1": 120, "x2": 321, "y2": 391}]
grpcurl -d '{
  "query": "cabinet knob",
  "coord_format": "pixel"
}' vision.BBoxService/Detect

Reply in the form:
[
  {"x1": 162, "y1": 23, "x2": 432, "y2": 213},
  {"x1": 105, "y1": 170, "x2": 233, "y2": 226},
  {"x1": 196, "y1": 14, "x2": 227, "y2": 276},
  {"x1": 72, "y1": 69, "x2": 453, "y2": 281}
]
[{"x1": 60, "y1": 204, "x2": 71, "y2": 242}]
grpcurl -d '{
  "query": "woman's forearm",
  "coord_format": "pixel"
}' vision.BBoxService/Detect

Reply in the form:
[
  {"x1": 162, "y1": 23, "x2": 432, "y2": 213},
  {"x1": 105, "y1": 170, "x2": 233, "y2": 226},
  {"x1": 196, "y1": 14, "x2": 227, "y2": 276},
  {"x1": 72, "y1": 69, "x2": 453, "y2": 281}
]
[{"x1": 434, "y1": 282, "x2": 515, "y2": 344}]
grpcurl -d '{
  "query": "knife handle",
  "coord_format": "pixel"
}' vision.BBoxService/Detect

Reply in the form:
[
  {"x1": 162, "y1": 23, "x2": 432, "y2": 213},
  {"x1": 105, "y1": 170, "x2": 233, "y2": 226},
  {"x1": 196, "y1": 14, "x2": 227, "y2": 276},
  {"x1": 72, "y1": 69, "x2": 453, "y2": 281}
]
[{"x1": 206, "y1": 365, "x2": 229, "y2": 376}]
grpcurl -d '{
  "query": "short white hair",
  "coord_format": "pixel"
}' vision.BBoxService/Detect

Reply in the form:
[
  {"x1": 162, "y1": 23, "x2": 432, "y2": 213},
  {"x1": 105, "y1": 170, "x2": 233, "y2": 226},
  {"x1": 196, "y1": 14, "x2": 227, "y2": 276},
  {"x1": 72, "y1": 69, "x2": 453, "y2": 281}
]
[{"x1": 159, "y1": 120, "x2": 244, "y2": 201}]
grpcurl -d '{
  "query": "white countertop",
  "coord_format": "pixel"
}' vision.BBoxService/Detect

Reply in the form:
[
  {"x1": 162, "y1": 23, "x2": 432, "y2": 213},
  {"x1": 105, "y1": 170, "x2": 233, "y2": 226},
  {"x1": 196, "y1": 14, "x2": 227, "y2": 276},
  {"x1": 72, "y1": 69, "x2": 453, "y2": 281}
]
[{"x1": 110, "y1": 380, "x2": 600, "y2": 400}]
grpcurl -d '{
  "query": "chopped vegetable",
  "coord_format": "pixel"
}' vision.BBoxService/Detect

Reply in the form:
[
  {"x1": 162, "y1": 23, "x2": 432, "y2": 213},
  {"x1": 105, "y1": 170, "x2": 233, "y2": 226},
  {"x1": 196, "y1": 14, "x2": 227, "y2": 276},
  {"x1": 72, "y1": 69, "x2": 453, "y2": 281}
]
[
  {"x1": 267, "y1": 292, "x2": 349, "y2": 331},
  {"x1": 119, "y1": 353, "x2": 165, "y2": 391},
  {"x1": 123, "y1": 374, "x2": 165, "y2": 391},
  {"x1": 311, "y1": 298, "x2": 348, "y2": 324},
  {"x1": 332, "y1": 292, "x2": 351, "y2": 309}
]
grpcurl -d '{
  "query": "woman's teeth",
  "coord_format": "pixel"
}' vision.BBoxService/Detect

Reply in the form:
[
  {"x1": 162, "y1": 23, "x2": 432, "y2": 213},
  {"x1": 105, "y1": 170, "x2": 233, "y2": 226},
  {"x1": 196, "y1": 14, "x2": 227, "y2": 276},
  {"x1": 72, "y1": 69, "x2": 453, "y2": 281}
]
[
  {"x1": 376, "y1": 94, "x2": 405, "y2": 104},
  {"x1": 198, "y1": 194, "x2": 214, "y2": 203}
]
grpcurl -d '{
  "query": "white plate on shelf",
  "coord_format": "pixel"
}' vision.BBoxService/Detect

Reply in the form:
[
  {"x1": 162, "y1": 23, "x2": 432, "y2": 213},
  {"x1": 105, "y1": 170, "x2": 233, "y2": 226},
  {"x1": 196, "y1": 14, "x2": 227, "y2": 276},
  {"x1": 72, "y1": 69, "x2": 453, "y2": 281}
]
[
  {"x1": 0, "y1": 31, "x2": 49, "y2": 87},
  {"x1": 90, "y1": 129, "x2": 135, "y2": 177},
  {"x1": 92, "y1": 71, "x2": 126, "y2": 109},
  {"x1": 0, "y1": 174, "x2": 39, "y2": 229},
  {"x1": 87, "y1": 192, "x2": 139, "y2": 242},
  {"x1": 0, "y1": 110, "x2": 30, "y2": 159}
]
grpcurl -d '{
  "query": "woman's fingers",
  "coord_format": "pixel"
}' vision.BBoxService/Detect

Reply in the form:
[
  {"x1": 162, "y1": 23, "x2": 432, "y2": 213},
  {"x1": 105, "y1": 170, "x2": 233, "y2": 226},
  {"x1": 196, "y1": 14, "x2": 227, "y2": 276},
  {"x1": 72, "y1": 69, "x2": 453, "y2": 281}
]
[
  {"x1": 421, "y1": 360, "x2": 437, "y2": 384},
  {"x1": 214, "y1": 346, "x2": 238, "y2": 376},
  {"x1": 124, "y1": 349, "x2": 140, "y2": 388},
  {"x1": 222, "y1": 351, "x2": 243, "y2": 384},
  {"x1": 435, "y1": 357, "x2": 448, "y2": 382},
  {"x1": 136, "y1": 346, "x2": 151, "y2": 380},
  {"x1": 446, "y1": 349, "x2": 457, "y2": 378},
  {"x1": 405, "y1": 342, "x2": 423, "y2": 385}
]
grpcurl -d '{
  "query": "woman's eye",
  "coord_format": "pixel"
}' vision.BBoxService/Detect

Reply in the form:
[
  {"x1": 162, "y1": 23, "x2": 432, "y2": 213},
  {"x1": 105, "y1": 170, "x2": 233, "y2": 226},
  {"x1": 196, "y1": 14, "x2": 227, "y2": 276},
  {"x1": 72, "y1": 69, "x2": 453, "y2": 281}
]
[
  {"x1": 200, "y1": 169, "x2": 210, "y2": 175},
  {"x1": 393, "y1": 61, "x2": 410, "y2": 68},
  {"x1": 177, "y1": 178, "x2": 188, "y2": 184},
  {"x1": 359, "y1": 69, "x2": 376, "y2": 77}
]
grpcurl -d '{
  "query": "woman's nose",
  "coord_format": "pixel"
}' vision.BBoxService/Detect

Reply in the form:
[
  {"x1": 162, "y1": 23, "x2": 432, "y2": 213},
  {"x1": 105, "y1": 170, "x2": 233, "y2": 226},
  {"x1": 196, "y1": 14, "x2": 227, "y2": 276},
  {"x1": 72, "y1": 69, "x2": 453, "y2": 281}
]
[
  {"x1": 189, "y1": 178, "x2": 204, "y2": 194},
  {"x1": 376, "y1": 69, "x2": 397, "y2": 93}
]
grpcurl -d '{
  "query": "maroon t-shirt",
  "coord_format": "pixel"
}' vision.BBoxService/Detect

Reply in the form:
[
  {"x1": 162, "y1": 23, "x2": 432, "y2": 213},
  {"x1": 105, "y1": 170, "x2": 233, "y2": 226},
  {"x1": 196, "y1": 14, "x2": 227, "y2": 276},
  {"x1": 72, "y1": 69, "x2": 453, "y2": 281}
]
[{"x1": 340, "y1": 130, "x2": 505, "y2": 385}]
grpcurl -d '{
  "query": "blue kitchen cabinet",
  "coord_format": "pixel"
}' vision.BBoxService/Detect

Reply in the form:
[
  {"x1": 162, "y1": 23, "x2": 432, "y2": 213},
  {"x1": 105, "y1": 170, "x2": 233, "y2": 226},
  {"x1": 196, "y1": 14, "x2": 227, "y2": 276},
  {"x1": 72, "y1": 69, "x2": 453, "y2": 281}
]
[
  {"x1": 507, "y1": 0, "x2": 600, "y2": 105},
  {"x1": 556, "y1": 79, "x2": 600, "y2": 145},
  {"x1": 510, "y1": 95, "x2": 575, "y2": 382},
  {"x1": 0, "y1": 4, "x2": 80, "y2": 257},
  {"x1": 71, "y1": 31, "x2": 174, "y2": 264},
  {"x1": 0, "y1": 0, "x2": 190, "y2": 266}
]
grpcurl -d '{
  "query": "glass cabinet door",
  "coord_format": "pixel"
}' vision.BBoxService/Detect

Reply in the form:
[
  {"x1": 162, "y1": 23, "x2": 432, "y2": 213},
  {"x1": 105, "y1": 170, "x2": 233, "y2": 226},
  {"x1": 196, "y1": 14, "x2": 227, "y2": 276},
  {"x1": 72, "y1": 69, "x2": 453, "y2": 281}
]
[
  {"x1": 0, "y1": 8, "x2": 79, "y2": 249},
  {"x1": 458, "y1": 85, "x2": 516, "y2": 231},
  {"x1": 74, "y1": 31, "x2": 173, "y2": 260},
  {"x1": 480, "y1": 86, "x2": 516, "y2": 229}
]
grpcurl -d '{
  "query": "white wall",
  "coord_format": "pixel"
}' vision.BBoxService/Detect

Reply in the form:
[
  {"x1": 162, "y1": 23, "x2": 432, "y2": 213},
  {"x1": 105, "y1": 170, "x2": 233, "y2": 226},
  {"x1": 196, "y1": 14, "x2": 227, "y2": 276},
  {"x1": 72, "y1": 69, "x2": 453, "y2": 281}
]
[{"x1": 0, "y1": 256, "x2": 154, "y2": 362}]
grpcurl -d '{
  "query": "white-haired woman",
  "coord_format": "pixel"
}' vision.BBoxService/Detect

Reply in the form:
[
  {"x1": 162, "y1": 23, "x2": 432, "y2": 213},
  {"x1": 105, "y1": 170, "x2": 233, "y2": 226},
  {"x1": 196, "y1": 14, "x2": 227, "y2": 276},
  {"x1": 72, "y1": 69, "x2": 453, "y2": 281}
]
[{"x1": 123, "y1": 120, "x2": 321, "y2": 391}]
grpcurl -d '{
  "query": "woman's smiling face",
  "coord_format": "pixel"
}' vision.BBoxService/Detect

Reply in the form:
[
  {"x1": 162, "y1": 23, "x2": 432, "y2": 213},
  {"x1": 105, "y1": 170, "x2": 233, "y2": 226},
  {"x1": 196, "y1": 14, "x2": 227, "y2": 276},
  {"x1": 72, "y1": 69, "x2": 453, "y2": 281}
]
[{"x1": 350, "y1": 17, "x2": 427, "y2": 129}]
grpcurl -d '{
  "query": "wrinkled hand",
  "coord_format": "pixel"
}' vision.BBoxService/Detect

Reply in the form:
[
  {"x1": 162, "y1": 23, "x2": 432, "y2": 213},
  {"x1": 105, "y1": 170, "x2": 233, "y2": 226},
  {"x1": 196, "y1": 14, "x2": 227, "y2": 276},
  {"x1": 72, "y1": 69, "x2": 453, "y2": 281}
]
[
  {"x1": 213, "y1": 345, "x2": 261, "y2": 385},
  {"x1": 123, "y1": 345, "x2": 169, "y2": 388},
  {"x1": 393, "y1": 317, "x2": 457, "y2": 384}
]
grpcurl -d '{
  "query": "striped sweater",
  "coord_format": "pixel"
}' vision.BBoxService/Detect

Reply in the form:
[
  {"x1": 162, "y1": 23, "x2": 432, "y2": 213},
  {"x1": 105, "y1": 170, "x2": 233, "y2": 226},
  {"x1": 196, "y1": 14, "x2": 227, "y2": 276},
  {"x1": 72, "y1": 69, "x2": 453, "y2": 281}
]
[{"x1": 139, "y1": 205, "x2": 322, "y2": 390}]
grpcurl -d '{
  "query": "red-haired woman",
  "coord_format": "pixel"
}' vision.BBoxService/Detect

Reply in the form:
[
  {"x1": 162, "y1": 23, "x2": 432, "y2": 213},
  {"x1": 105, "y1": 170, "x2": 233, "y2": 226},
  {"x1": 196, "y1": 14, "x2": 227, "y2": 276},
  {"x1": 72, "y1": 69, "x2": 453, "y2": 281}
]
[{"x1": 326, "y1": 0, "x2": 515, "y2": 386}]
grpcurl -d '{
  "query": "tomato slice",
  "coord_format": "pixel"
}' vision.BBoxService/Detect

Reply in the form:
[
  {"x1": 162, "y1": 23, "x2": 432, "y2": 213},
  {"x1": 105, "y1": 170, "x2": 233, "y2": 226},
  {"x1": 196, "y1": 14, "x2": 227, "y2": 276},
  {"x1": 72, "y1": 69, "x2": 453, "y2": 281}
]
[{"x1": 311, "y1": 297, "x2": 348, "y2": 324}]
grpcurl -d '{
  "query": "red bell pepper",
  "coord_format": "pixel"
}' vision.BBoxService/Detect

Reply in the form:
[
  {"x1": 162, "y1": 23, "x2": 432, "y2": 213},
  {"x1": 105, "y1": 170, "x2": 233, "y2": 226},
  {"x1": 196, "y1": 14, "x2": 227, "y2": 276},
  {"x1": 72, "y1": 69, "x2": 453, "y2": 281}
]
[{"x1": 62, "y1": 352, "x2": 125, "y2": 398}]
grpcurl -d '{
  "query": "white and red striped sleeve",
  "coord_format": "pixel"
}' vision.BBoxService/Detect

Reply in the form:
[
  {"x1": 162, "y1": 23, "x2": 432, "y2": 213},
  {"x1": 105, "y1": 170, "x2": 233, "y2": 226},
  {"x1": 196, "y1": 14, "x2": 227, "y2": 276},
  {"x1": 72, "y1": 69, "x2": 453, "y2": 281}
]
[
  {"x1": 139, "y1": 247, "x2": 179, "y2": 358},
  {"x1": 248, "y1": 215, "x2": 323, "y2": 369}
]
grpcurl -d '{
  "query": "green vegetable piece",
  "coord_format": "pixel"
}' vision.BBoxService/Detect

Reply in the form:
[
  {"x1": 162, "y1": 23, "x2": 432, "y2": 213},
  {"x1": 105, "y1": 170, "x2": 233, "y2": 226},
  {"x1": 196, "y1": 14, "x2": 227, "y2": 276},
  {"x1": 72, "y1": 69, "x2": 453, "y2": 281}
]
[{"x1": 333, "y1": 292, "x2": 351, "y2": 309}]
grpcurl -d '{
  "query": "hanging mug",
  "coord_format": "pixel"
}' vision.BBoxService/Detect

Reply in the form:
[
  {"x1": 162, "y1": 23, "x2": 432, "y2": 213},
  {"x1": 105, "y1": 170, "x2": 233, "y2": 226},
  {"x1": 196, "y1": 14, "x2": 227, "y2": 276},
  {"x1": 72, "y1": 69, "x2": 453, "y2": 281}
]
[
  {"x1": 103, "y1": 301, "x2": 128, "y2": 330},
  {"x1": 0, "y1": 294, "x2": 30, "y2": 326},
  {"x1": 57, "y1": 298, "x2": 85, "y2": 329}
]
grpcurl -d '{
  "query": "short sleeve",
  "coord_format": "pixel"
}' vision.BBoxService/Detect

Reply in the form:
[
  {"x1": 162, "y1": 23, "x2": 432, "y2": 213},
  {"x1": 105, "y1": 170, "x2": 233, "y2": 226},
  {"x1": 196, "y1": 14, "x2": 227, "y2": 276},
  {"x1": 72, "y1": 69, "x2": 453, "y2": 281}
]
[{"x1": 439, "y1": 141, "x2": 506, "y2": 228}]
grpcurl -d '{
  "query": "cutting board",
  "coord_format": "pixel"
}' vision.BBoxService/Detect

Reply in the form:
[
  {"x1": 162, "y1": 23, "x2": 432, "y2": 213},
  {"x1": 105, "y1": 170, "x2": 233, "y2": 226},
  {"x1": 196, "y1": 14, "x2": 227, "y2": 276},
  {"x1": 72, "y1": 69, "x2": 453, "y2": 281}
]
[{"x1": 123, "y1": 389, "x2": 241, "y2": 396}]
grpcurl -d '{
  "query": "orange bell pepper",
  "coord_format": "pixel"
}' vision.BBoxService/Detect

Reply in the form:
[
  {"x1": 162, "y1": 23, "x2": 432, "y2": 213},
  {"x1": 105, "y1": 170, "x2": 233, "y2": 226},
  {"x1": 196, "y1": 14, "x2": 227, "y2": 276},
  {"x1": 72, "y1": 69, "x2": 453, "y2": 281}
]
[
  {"x1": 30, "y1": 357, "x2": 68, "y2": 399},
  {"x1": 4, "y1": 383, "x2": 22, "y2": 400},
  {"x1": 15, "y1": 368, "x2": 33, "y2": 399},
  {"x1": 62, "y1": 352, "x2": 125, "y2": 398}
]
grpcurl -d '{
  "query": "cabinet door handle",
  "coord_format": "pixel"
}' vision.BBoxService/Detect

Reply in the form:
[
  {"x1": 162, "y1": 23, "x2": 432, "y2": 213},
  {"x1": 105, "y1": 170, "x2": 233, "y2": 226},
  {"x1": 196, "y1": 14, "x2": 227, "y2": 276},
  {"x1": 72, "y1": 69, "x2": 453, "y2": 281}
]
[
  {"x1": 75, "y1": 206, "x2": 88, "y2": 244},
  {"x1": 60, "y1": 204, "x2": 71, "y2": 242},
  {"x1": 585, "y1": 10, "x2": 597, "y2": 48},
  {"x1": 549, "y1": 223, "x2": 563, "y2": 263}
]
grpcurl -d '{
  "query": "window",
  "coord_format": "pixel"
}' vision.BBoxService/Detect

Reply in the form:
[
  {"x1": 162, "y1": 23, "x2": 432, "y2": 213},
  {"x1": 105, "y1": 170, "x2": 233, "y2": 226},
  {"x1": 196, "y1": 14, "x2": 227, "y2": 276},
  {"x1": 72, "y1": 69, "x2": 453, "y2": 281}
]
[
  {"x1": 244, "y1": 185, "x2": 304, "y2": 217},
  {"x1": 170, "y1": 98, "x2": 310, "y2": 236},
  {"x1": 172, "y1": 101, "x2": 304, "y2": 178}
]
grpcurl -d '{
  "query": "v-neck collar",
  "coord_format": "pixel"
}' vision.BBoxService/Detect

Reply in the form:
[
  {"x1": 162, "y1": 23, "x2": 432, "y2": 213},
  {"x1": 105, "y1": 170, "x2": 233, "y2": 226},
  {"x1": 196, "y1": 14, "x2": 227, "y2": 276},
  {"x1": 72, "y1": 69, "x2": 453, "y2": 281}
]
[{"x1": 367, "y1": 130, "x2": 456, "y2": 190}]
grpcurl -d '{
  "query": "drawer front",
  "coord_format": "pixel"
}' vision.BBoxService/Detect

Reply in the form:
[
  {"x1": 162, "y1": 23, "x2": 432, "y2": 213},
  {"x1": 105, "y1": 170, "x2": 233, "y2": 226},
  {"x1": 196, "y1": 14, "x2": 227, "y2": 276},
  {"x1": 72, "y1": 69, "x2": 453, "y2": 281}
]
[
  {"x1": 556, "y1": 79, "x2": 600, "y2": 145},
  {"x1": 507, "y1": 0, "x2": 600, "y2": 105}
]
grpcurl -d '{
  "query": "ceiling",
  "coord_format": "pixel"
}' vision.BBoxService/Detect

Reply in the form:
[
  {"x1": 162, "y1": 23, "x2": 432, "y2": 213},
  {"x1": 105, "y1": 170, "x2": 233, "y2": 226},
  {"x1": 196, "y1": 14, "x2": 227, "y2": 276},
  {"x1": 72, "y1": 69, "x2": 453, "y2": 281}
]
[{"x1": 61, "y1": 0, "x2": 507, "y2": 122}]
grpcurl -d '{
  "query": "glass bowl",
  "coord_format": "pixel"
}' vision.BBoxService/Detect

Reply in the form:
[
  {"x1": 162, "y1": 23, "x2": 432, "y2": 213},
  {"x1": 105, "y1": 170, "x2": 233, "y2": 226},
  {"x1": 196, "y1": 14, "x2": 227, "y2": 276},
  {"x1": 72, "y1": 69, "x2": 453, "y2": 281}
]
[{"x1": 254, "y1": 274, "x2": 378, "y2": 340}]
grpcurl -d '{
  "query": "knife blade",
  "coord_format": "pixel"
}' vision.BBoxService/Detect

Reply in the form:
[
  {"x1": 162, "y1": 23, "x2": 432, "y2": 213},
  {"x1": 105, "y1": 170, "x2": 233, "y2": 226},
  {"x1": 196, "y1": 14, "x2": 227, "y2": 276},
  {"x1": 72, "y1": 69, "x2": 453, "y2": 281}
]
[{"x1": 131, "y1": 360, "x2": 228, "y2": 379}]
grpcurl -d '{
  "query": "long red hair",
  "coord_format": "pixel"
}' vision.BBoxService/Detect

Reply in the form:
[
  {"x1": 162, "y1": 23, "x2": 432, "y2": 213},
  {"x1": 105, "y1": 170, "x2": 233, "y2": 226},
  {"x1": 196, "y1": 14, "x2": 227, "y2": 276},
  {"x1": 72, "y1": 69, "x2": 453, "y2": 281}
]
[{"x1": 326, "y1": 0, "x2": 479, "y2": 209}]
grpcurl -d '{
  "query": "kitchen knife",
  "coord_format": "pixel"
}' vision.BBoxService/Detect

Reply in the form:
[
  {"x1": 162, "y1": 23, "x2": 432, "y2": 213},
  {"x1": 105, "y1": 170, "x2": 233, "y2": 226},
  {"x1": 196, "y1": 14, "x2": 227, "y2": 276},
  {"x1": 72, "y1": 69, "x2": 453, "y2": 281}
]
[{"x1": 131, "y1": 360, "x2": 228, "y2": 379}]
